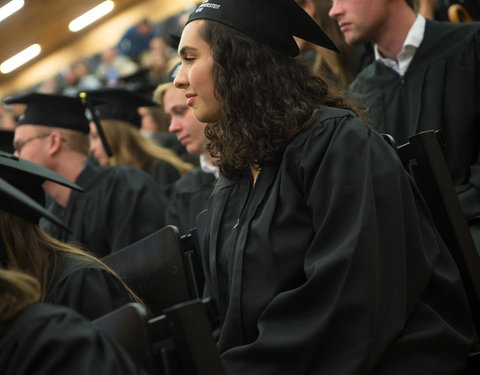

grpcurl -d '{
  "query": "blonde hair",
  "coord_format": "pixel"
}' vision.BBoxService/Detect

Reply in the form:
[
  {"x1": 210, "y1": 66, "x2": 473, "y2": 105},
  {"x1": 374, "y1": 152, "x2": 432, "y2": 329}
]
[
  {"x1": 152, "y1": 56, "x2": 180, "y2": 106},
  {"x1": 37, "y1": 126, "x2": 90, "y2": 156},
  {"x1": 60, "y1": 128, "x2": 90, "y2": 156},
  {"x1": 0, "y1": 269, "x2": 40, "y2": 322},
  {"x1": 0, "y1": 210, "x2": 142, "y2": 305},
  {"x1": 309, "y1": 0, "x2": 355, "y2": 86},
  {"x1": 101, "y1": 119, "x2": 193, "y2": 176},
  {"x1": 153, "y1": 82, "x2": 173, "y2": 106}
]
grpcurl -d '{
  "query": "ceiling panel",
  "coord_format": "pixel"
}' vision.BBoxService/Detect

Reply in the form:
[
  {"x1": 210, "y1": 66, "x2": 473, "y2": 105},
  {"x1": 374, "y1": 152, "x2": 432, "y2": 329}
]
[{"x1": 0, "y1": 0, "x2": 181, "y2": 95}]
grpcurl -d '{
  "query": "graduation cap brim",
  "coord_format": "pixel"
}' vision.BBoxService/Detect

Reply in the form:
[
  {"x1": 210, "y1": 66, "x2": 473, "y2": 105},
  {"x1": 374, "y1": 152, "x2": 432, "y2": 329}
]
[
  {"x1": 117, "y1": 67, "x2": 151, "y2": 85},
  {"x1": 0, "y1": 177, "x2": 69, "y2": 231},
  {"x1": 3, "y1": 92, "x2": 90, "y2": 133},
  {"x1": 164, "y1": 62, "x2": 182, "y2": 84},
  {"x1": 186, "y1": 0, "x2": 338, "y2": 56},
  {"x1": 81, "y1": 88, "x2": 158, "y2": 128},
  {"x1": 167, "y1": 33, "x2": 181, "y2": 50},
  {"x1": 0, "y1": 151, "x2": 83, "y2": 192},
  {"x1": 0, "y1": 130, "x2": 14, "y2": 154}
]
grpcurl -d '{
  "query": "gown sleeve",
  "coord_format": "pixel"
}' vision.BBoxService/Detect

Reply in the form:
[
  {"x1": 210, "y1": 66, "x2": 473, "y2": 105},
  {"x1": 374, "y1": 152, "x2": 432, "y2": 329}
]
[
  {"x1": 45, "y1": 258, "x2": 134, "y2": 320},
  {"x1": 220, "y1": 114, "x2": 475, "y2": 374},
  {"x1": 149, "y1": 160, "x2": 181, "y2": 191},
  {"x1": 0, "y1": 303, "x2": 148, "y2": 375},
  {"x1": 103, "y1": 167, "x2": 168, "y2": 253}
]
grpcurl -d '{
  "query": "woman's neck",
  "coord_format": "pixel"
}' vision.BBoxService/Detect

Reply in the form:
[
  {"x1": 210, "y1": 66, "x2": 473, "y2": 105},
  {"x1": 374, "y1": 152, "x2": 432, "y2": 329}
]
[{"x1": 251, "y1": 166, "x2": 260, "y2": 186}]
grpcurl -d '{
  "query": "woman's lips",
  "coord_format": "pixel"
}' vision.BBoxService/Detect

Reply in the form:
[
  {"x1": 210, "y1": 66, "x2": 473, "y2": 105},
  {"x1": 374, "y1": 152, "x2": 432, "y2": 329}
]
[{"x1": 185, "y1": 94, "x2": 196, "y2": 106}]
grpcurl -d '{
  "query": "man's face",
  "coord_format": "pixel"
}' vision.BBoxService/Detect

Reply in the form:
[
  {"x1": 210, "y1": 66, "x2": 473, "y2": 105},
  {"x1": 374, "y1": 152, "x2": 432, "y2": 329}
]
[
  {"x1": 329, "y1": 0, "x2": 388, "y2": 45},
  {"x1": 164, "y1": 85, "x2": 207, "y2": 157}
]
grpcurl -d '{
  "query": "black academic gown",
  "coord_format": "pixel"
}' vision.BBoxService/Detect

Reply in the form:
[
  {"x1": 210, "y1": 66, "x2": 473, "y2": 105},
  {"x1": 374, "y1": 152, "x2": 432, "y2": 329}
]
[
  {"x1": 45, "y1": 253, "x2": 134, "y2": 320},
  {"x1": 202, "y1": 106, "x2": 476, "y2": 374},
  {"x1": 148, "y1": 160, "x2": 180, "y2": 189},
  {"x1": 0, "y1": 303, "x2": 147, "y2": 375},
  {"x1": 350, "y1": 21, "x2": 480, "y2": 241},
  {"x1": 164, "y1": 166, "x2": 217, "y2": 234},
  {"x1": 40, "y1": 163, "x2": 168, "y2": 257}
]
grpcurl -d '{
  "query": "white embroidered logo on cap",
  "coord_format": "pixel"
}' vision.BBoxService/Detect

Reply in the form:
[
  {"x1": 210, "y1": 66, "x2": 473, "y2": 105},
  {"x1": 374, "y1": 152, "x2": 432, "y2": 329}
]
[{"x1": 196, "y1": 2, "x2": 221, "y2": 13}]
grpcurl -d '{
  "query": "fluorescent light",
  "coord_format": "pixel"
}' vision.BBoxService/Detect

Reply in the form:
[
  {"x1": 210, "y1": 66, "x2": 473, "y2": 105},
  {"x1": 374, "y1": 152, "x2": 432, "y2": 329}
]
[
  {"x1": 1, "y1": 44, "x2": 41, "y2": 74},
  {"x1": 69, "y1": 1, "x2": 114, "y2": 32},
  {"x1": 0, "y1": 0, "x2": 24, "y2": 23}
]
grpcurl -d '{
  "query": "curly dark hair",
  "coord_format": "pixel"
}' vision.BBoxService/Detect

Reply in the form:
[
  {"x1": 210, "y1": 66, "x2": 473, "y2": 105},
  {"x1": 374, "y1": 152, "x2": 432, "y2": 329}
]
[{"x1": 199, "y1": 20, "x2": 364, "y2": 180}]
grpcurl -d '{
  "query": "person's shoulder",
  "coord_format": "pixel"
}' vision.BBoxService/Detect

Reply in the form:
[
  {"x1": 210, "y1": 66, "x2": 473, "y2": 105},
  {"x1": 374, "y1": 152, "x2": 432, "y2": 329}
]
[
  {"x1": 349, "y1": 60, "x2": 384, "y2": 91},
  {"x1": 14, "y1": 302, "x2": 84, "y2": 324},
  {"x1": 304, "y1": 106, "x2": 361, "y2": 135},
  {"x1": 424, "y1": 20, "x2": 480, "y2": 53},
  {"x1": 104, "y1": 164, "x2": 156, "y2": 183},
  {"x1": 0, "y1": 303, "x2": 146, "y2": 375},
  {"x1": 151, "y1": 159, "x2": 179, "y2": 175},
  {"x1": 1, "y1": 303, "x2": 87, "y2": 342},
  {"x1": 172, "y1": 167, "x2": 216, "y2": 194},
  {"x1": 289, "y1": 106, "x2": 370, "y2": 150},
  {"x1": 49, "y1": 253, "x2": 104, "y2": 287},
  {"x1": 315, "y1": 106, "x2": 357, "y2": 123},
  {"x1": 428, "y1": 19, "x2": 480, "y2": 37},
  {"x1": 76, "y1": 164, "x2": 131, "y2": 193},
  {"x1": 56, "y1": 252, "x2": 101, "y2": 271}
]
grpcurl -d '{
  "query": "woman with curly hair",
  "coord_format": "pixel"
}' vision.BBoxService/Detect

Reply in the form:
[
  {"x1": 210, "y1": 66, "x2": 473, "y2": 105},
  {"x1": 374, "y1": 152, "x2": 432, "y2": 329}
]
[{"x1": 173, "y1": 0, "x2": 476, "y2": 373}]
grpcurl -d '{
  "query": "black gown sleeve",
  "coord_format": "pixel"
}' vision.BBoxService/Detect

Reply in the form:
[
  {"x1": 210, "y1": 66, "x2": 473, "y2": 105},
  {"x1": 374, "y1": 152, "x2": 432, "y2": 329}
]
[
  {"x1": 216, "y1": 113, "x2": 475, "y2": 374},
  {"x1": 103, "y1": 166, "x2": 168, "y2": 253},
  {"x1": 149, "y1": 160, "x2": 181, "y2": 190},
  {"x1": 0, "y1": 303, "x2": 148, "y2": 375},
  {"x1": 45, "y1": 255, "x2": 134, "y2": 320}
]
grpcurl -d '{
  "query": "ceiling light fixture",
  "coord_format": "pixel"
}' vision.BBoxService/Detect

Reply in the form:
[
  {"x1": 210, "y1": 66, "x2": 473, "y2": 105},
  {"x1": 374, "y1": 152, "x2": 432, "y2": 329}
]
[
  {"x1": 0, "y1": 0, "x2": 24, "y2": 23},
  {"x1": 69, "y1": 1, "x2": 115, "y2": 32},
  {"x1": 1, "y1": 44, "x2": 41, "y2": 74}
]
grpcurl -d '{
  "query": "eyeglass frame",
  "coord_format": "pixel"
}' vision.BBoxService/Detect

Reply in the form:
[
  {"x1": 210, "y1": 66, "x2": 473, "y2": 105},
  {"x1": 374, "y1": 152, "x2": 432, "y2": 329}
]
[{"x1": 13, "y1": 133, "x2": 52, "y2": 154}]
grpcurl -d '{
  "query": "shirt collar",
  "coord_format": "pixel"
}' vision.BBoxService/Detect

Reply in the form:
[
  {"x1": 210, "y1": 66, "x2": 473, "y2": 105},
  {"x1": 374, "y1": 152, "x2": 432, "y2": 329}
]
[
  {"x1": 200, "y1": 153, "x2": 219, "y2": 178},
  {"x1": 374, "y1": 14, "x2": 426, "y2": 61}
]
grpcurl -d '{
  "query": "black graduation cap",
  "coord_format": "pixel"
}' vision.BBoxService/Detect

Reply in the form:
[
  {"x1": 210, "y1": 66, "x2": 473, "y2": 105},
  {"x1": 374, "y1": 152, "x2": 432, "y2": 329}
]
[
  {"x1": 166, "y1": 33, "x2": 181, "y2": 50},
  {"x1": 186, "y1": 0, "x2": 338, "y2": 56},
  {"x1": 0, "y1": 130, "x2": 14, "y2": 153},
  {"x1": 83, "y1": 87, "x2": 159, "y2": 128},
  {"x1": 0, "y1": 151, "x2": 83, "y2": 230},
  {"x1": 3, "y1": 93, "x2": 89, "y2": 134},
  {"x1": 117, "y1": 67, "x2": 158, "y2": 99}
]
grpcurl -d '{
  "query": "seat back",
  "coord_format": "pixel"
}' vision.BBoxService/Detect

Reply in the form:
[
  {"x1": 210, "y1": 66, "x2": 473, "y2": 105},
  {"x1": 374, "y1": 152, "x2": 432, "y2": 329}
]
[
  {"x1": 195, "y1": 209, "x2": 208, "y2": 252},
  {"x1": 385, "y1": 130, "x2": 480, "y2": 336},
  {"x1": 148, "y1": 298, "x2": 225, "y2": 375},
  {"x1": 179, "y1": 229, "x2": 205, "y2": 299},
  {"x1": 92, "y1": 303, "x2": 157, "y2": 374},
  {"x1": 179, "y1": 208, "x2": 208, "y2": 300},
  {"x1": 102, "y1": 225, "x2": 191, "y2": 316}
]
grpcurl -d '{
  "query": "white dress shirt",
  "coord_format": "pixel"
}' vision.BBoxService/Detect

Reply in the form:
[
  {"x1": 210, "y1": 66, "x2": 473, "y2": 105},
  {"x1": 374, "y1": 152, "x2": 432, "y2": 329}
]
[{"x1": 374, "y1": 15, "x2": 426, "y2": 76}]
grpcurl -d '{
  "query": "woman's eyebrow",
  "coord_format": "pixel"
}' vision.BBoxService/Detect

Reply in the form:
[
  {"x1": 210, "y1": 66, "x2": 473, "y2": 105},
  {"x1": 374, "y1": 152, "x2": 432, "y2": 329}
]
[{"x1": 179, "y1": 46, "x2": 197, "y2": 57}]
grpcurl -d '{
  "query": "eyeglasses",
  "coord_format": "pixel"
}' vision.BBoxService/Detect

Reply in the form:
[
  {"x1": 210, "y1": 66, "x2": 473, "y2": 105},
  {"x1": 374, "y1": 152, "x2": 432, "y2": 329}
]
[{"x1": 13, "y1": 133, "x2": 51, "y2": 153}]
